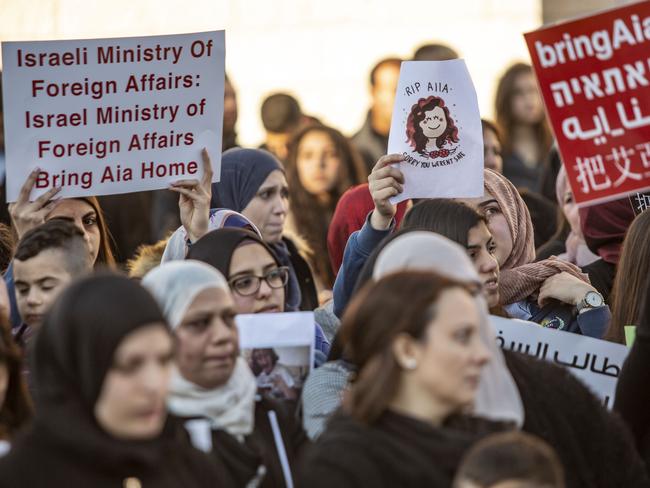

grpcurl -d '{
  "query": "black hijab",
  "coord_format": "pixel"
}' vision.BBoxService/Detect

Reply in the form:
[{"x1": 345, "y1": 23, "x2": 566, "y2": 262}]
[
  {"x1": 187, "y1": 227, "x2": 282, "y2": 287},
  {"x1": 29, "y1": 273, "x2": 170, "y2": 468}
]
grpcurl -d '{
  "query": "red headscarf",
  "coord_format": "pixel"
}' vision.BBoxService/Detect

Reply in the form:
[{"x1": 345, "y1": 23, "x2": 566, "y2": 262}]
[
  {"x1": 579, "y1": 197, "x2": 636, "y2": 264},
  {"x1": 327, "y1": 183, "x2": 408, "y2": 275}
]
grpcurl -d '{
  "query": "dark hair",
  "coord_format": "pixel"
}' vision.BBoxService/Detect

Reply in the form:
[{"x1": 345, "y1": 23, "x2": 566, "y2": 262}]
[
  {"x1": 261, "y1": 93, "x2": 302, "y2": 133},
  {"x1": 402, "y1": 199, "x2": 486, "y2": 248},
  {"x1": 285, "y1": 124, "x2": 367, "y2": 288},
  {"x1": 341, "y1": 271, "x2": 471, "y2": 424},
  {"x1": 369, "y1": 57, "x2": 402, "y2": 87},
  {"x1": 455, "y1": 431, "x2": 565, "y2": 487},
  {"x1": 0, "y1": 314, "x2": 32, "y2": 439},
  {"x1": 79, "y1": 197, "x2": 116, "y2": 268},
  {"x1": 412, "y1": 43, "x2": 459, "y2": 61},
  {"x1": 249, "y1": 348, "x2": 279, "y2": 376},
  {"x1": 607, "y1": 210, "x2": 650, "y2": 343},
  {"x1": 406, "y1": 96, "x2": 459, "y2": 155},
  {"x1": 0, "y1": 223, "x2": 15, "y2": 274},
  {"x1": 481, "y1": 118, "x2": 501, "y2": 143},
  {"x1": 15, "y1": 219, "x2": 90, "y2": 275},
  {"x1": 494, "y1": 63, "x2": 552, "y2": 158}
]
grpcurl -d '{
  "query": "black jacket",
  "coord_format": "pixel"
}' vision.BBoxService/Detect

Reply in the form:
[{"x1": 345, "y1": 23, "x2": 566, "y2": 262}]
[
  {"x1": 180, "y1": 395, "x2": 307, "y2": 488},
  {"x1": 0, "y1": 418, "x2": 234, "y2": 488},
  {"x1": 298, "y1": 410, "x2": 508, "y2": 488},
  {"x1": 504, "y1": 351, "x2": 649, "y2": 488}
]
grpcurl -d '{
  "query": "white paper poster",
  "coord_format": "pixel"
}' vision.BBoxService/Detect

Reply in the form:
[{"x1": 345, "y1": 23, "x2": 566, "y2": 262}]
[
  {"x1": 1, "y1": 30, "x2": 225, "y2": 201},
  {"x1": 491, "y1": 316, "x2": 629, "y2": 409},
  {"x1": 387, "y1": 60, "x2": 484, "y2": 203},
  {"x1": 236, "y1": 312, "x2": 314, "y2": 404}
]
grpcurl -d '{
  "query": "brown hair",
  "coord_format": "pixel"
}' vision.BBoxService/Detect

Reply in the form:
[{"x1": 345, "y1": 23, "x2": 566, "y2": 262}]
[
  {"x1": 340, "y1": 271, "x2": 471, "y2": 425},
  {"x1": 285, "y1": 124, "x2": 367, "y2": 288},
  {"x1": 494, "y1": 63, "x2": 552, "y2": 159},
  {"x1": 454, "y1": 431, "x2": 565, "y2": 487},
  {"x1": 80, "y1": 196, "x2": 116, "y2": 268},
  {"x1": 607, "y1": 210, "x2": 650, "y2": 343},
  {"x1": 0, "y1": 314, "x2": 32, "y2": 439}
]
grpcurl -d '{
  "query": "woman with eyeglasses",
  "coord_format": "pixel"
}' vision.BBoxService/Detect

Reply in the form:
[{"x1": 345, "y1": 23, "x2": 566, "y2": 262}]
[{"x1": 186, "y1": 227, "x2": 330, "y2": 363}]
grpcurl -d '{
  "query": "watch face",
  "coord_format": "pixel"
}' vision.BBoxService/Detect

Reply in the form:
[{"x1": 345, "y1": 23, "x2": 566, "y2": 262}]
[{"x1": 586, "y1": 291, "x2": 603, "y2": 307}]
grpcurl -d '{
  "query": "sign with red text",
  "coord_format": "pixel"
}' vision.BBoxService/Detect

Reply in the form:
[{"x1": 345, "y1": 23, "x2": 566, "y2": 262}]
[
  {"x1": 387, "y1": 60, "x2": 484, "y2": 204},
  {"x1": 525, "y1": 2, "x2": 650, "y2": 206},
  {"x1": 1, "y1": 31, "x2": 225, "y2": 201}
]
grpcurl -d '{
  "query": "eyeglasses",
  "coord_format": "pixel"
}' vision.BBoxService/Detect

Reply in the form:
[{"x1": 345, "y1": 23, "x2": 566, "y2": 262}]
[{"x1": 228, "y1": 266, "x2": 289, "y2": 297}]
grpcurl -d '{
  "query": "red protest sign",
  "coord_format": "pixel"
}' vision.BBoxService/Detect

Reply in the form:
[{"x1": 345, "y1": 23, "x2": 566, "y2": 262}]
[{"x1": 525, "y1": 1, "x2": 650, "y2": 206}]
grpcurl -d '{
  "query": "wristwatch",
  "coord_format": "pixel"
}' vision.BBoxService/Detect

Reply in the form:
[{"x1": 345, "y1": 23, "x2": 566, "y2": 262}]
[{"x1": 577, "y1": 290, "x2": 604, "y2": 313}]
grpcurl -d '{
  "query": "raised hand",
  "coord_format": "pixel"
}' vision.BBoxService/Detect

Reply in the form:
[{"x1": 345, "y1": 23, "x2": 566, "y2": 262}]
[
  {"x1": 168, "y1": 148, "x2": 213, "y2": 244},
  {"x1": 368, "y1": 154, "x2": 404, "y2": 230},
  {"x1": 9, "y1": 169, "x2": 62, "y2": 239}
]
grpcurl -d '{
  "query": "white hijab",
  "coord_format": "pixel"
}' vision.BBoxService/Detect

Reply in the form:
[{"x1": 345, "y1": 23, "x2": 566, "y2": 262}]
[
  {"x1": 373, "y1": 231, "x2": 525, "y2": 427},
  {"x1": 142, "y1": 260, "x2": 258, "y2": 436}
]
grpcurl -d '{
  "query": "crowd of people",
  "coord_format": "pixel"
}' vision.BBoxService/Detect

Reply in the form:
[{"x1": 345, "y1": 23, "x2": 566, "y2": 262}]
[{"x1": 0, "y1": 38, "x2": 648, "y2": 488}]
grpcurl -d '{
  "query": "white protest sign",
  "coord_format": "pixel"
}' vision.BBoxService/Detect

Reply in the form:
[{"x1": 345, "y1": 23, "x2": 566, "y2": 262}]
[
  {"x1": 236, "y1": 312, "x2": 314, "y2": 403},
  {"x1": 387, "y1": 60, "x2": 484, "y2": 204},
  {"x1": 491, "y1": 316, "x2": 629, "y2": 409},
  {"x1": 1, "y1": 30, "x2": 225, "y2": 202}
]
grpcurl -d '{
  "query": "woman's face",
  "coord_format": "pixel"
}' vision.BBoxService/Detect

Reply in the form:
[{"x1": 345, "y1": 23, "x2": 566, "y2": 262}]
[
  {"x1": 419, "y1": 107, "x2": 447, "y2": 139},
  {"x1": 175, "y1": 288, "x2": 239, "y2": 389},
  {"x1": 253, "y1": 349, "x2": 274, "y2": 374},
  {"x1": 457, "y1": 192, "x2": 513, "y2": 267},
  {"x1": 229, "y1": 243, "x2": 285, "y2": 314},
  {"x1": 400, "y1": 288, "x2": 489, "y2": 414},
  {"x1": 510, "y1": 72, "x2": 544, "y2": 126},
  {"x1": 94, "y1": 324, "x2": 173, "y2": 440},
  {"x1": 483, "y1": 128, "x2": 503, "y2": 173},
  {"x1": 466, "y1": 222, "x2": 500, "y2": 308},
  {"x1": 296, "y1": 131, "x2": 342, "y2": 196},
  {"x1": 242, "y1": 170, "x2": 289, "y2": 244},
  {"x1": 561, "y1": 188, "x2": 582, "y2": 236},
  {"x1": 47, "y1": 199, "x2": 101, "y2": 264}
]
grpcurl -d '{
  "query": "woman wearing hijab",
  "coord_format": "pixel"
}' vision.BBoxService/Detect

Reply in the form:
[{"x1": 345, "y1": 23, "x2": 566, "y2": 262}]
[
  {"x1": 457, "y1": 169, "x2": 609, "y2": 338},
  {"x1": 186, "y1": 227, "x2": 330, "y2": 361},
  {"x1": 143, "y1": 260, "x2": 305, "y2": 488},
  {"x1": 300, "y1": 270, "x2": 509, "y2": 488},
  {"x1": 210, "y1": 147, "x2": 318, "y2": 311},
  {"x1": 0, "y1": 274, "x2": 232, "y2": 487},
  {"x1": 537, "y1": 166, "x2": 598, "y2": 267}
]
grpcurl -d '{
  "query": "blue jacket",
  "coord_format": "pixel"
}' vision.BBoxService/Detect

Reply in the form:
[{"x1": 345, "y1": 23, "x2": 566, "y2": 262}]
[
  {"x1": 503, "y1": 299, "x2": 611, "y2": 339},
  {"x1": 332, "y1": 213, "x2": 394, "y2": 318}
]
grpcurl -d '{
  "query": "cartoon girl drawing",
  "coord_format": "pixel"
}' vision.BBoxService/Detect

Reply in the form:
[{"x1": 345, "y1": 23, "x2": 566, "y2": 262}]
[{"x1": 406, "y1": 96, "x2": 459, "y2": 159}]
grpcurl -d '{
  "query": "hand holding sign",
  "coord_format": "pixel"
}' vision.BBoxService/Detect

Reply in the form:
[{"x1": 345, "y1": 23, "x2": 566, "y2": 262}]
[
  {"x1": 9, "y1": 169, "x2": 62, "y2": 239},
  {"x1": 169, "y1": 148, "x2": 212, "y2": 244},
  {"x1": 368, "y1": 153, "x2": 404, "y2": 230}
]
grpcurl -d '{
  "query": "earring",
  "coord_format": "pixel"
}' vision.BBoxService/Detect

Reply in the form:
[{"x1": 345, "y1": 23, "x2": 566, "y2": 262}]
[{"x1": 403, "y1": 358, "x2": 418, "y2": 370}]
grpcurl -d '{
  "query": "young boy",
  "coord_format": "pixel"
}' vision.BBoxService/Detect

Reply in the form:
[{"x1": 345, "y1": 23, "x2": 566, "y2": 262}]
[{"x1": 13, "y1": 218, "x2": 93, "y2": 345}]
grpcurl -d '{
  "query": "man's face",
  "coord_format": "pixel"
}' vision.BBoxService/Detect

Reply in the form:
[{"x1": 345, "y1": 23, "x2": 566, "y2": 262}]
[
  {"x1": 371, "y1": 63, "x2": 400, "y2": 124},
  {"x1": 14, "y1": 249, "x2": 74, "y2": 329}
]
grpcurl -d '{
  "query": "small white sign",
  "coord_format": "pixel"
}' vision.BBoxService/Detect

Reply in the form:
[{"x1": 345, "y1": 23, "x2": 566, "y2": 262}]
[
  {"x1": 491, "y1": 316, "x2": 629, "y2": 409},
  {"x1": 236, "y1": 312, "x2": 314, "y2": 404},
  {"x1": 388, "y1": 60, "x2": 484, "y2": 203},
  {"x1": 1, "y1": 30, "x2": 225, "y2": 201}
]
